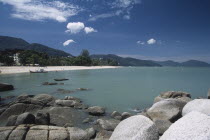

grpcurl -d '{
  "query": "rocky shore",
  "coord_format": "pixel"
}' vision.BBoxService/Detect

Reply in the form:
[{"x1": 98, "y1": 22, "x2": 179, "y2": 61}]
[{"x1": 0, "y1": 91, "x2": 210, "y2": 140}]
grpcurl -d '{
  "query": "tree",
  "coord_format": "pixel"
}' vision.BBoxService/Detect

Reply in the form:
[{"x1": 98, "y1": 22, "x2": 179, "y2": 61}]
[{"x1": 80, "y1": 49, "x2": 90, "y2": 57}]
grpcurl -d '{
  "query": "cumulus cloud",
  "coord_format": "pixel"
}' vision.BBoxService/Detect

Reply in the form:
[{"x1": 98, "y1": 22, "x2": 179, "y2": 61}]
[
  {"x1": 66, "y1": 22, "x2": 85, "y2": 34},
  {"x1": 66, "y1": 22, "x2": 97, "y2": 34},
  {"x1": 63, "y1": 39, "x2": 75, "y2": 46},
  {"x1": 147, "y1": 38, "x2": 156, "y2": 45},
  {"x1": 0, "y1": 0, "x2": 80, "y2": 22},
  {"x1": 112, "y1": 0, "x2": 141, "y2": 8},
  {"x1": 84, "y1": 27, "x2": 97, "y2": 34}
]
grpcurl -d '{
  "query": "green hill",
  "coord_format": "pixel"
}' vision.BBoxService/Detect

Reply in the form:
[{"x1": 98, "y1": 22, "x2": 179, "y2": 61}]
[
  {"x1": 0, "y1": 36, "x2": 72, "y2": 57},
  {"x1": 91, "y1": 54, "x2": 161, "y2": 66}
]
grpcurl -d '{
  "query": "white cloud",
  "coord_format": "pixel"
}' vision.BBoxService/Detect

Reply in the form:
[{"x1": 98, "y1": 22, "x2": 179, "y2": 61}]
[
  {"x1": 63, "y1": 39, "x2": 75, "y2": 46},
  {"x1": 113, "y1": 0, "x2": 140, "y2": 8},
  {"x1": 89, "y1": 13, "x2": 117, "y2": 21},
  {"x1": 123, "y1": 15, "x2": 130, "y2": 20},
  {"x1": 147, "y1": 38, "x2": 156, "y2": 45},
  {"x1": 66, "y1": 22, "x2": 97, "y2": 34},
  {"x1": 0, "y1": 0, "x2": 80, "y2": 22},
  {"x1": 137, "y1": 41, "x2": 145, "y2": 45},
  {"x1": 66, "y1": 22, "x2": 85, "y2": 34},
  {"x1": 84, "y1": 27, "x2": 97, "y2": 34}
]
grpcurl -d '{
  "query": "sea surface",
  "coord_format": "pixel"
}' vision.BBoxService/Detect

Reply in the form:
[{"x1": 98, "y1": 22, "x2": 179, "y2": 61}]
[{"x1": 0, "y1": 67, "x2": 210, "y2": 113}]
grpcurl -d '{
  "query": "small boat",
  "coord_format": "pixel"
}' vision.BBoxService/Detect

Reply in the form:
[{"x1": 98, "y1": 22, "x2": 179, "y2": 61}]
[{"x1": 30, "y1": 69, "x2": 48, "y2": 73}]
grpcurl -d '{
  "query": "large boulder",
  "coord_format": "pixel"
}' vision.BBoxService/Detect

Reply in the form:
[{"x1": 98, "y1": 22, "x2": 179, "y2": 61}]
[
  {"x1": 15, "y1": 112, "x2": 35, "y2": 125},
  {"x1": 154, "y1": 91, "x2": 191, "y2": 103},
  {"x1": 8, "y1": 125, "x2": 29, "y2": 140},
  {"x1": 6, "y1": 115, "x2": 18, "y2": 126},
  {"x1": 154, "y1": 119, "x2": 172, "y2": 135},
  {"x1": 160, "y1": 111, "x2": 210, "y2": 140},
  {"x1": 182, "y1": 99, "x2": 210, "y2": 116},
  {"x1": 97, "y1": 119, "x2": 120, "y2": 131},
  {"x1": 95, "y1": 130, "x2": 112, "y2": 140},
  {"x1": 87, "y1": 106, "x2": 105, "y2": 116},
  {"x1": 110, "y1": 115, "x2": 159, "y2": 140},
  {"x1": 0, "y1": 83, "x2": 14, "y2": 92},
  {"x1": 147, "y1": 99, "x2": 187, "y2": 122},
  {"x1": 67, "y1": 127, "x2": 90, "y2": 140},
  {"x1": 33, "y1": 94, "x2": 55, "y2": 106},
  {"x1": 111, "y1": 111, "x2": 122, "y2": 120},
  {"x1": 55, "y1": 99, "x2": 78, "y2": 107},
  {"x1": 0, "y1": 126, "x2": 15, "y2": 140},
  {"x1": 35, "y1": 112, "x2": 50, "y2": 125}
]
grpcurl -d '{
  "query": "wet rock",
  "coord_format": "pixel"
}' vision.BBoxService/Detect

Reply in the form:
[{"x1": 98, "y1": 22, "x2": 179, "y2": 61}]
[
  {"x1": 121, "y1": 112, "x2": 131, "y2": 120},
  {"x1": 33, "y1": 94, "x2": 55, "y2": 106},
  {"x1": 154, "y1": 91, "x2": 191, "y2": 103},
  {"x1": 64, "y1": 96, "x2": 81, "y2": 102},
  {"x1": 15, "y1": 112, "x2": 35, "y2": 125},
  {"x1": 160, "y1": 111, "x2": 210, "y2": 140},
  {"x1": 0, "y1": 96, "x2": 16, "y2": 102},
  {"x1": 97, "y1": 119, "x2": 120, "y2": 131},
  {"x1": 182, "y1": 99, "x2": 210, "y2": 116},
  {"x1": 76, "y1": 88, "x2": 90, "y2": 91},
  {"x1": 154, "y1": 119, "x2": 172, "y2": 135},
  {"x1": 110, "y1": 115, "x2": 159, "y2": 140},
  {"x1": 111, "y1": 111, "x2": 122, "y2": 120},
  {"x1": 147, "y1": 99, "x2": 187, "y2": 122},
  {"x1": 54, "y1": 78, "x2": 69, "y2": 81},
  {"x1": 57, "y1": 88, "x2": 75, "y2": 94},
  {"x1": 42, "y1": 82, "x2": 58, "y2": 85},
  {"x1": 83, "y1": 118, "x2": 92, "y2": 124},
  {"x1": 55, "y1": 99, "x2": 79, "y2": 107},
  {"x1": 87, "y1": 106, "x2": 105, "y2": 116},
  {"x1": 35, "y1": 112, "x2": 50, "y2": 125},
  {"x1": 6, "y1": 115, "x2": 18, "y2": 126},
  {"x1": 86, "y1": 127, "x2": 96, "y2": 139},
  {"x1": 0, "y1": 83, "x2": 14, "y2": 92}
]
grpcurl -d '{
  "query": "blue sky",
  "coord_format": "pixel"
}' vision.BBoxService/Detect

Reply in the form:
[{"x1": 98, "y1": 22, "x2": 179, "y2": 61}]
[{"x1": 0, "y1": 0, "x2": 210, "y2": 62}]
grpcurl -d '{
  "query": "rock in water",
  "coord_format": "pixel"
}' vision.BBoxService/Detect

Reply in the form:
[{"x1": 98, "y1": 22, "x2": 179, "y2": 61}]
[
  {"x1": 54, "y1": 78, "x2": 69, "y2": 81},
  {"x1": 0, "y1": 83, "x2": 14, "y2": 92},
  {"x1": 147, "y1": 99, "x2": 186, "y2": 122},
  {"x1": 154, "y1": 91, "x2": 191, "y2": 103},
  {"x1": 160, "y1": 111, "x2": 210, "y2": 140},
  {"x1": 182, "y1": 99, "x2": 210, "y2": 116},
  {"x1": 15, "y1": 112, "x2": 35, "y2": 125},
  {"x1": 87, "y1": 106, "x2": 105, "y2": 116},
  {"x1": 110, "y1": 115, "x2": 159, "y2": 140}
]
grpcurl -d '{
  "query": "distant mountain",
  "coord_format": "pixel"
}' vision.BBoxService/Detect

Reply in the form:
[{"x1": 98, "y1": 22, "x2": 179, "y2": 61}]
[
  {"x1": 154, "y1": 60, "x2": 210, "y2": 67},
  {"x1": 91, "y1": 54, "x2": 161, "y2": 66},
  {"x1": 0, "y1": 36, "x2": 72, "y2": 57},
  {"x1": 181, "y1": 60, "x2": 210, "y2": 67}
]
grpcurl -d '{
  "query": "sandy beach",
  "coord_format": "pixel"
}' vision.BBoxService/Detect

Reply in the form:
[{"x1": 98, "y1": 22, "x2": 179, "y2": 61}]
[{"x1": 0, "y1": 66, "x2": 120, "y2": 74}]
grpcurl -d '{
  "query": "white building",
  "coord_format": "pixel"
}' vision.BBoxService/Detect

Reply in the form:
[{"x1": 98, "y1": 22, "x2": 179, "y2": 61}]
[{"x1": 13, "y1": 53, "x2": 20, "y2": 65}]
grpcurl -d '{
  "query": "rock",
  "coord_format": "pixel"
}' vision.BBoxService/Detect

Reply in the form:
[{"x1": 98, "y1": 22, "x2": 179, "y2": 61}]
[
  {"x1": 26, "y1": 129, "x2": 48, "y2": 140},
  {"x1": 182, "y1": 99, "x2": 210, "y2": 116},
  {"x1": 147, "y1": 99, "x2": 187, "y2": 122},
  {"x1": 76, "y1": 88, "x2": 90, "y2": 91},
  {"x1": 121, "y1": 112, "x2": 131, "y2": 120},
  {"x1": 111, "y1": 111, "x2": 122, "y2": 120},
  {"x1": 54, "y1": 78, "x2": 69, "y2": 81},
  {"x1": 86, "y1": 127, "x2": 96, "y2": 139},
  {"x1": 95, "y1": 130, "x2": 112, "y2": 140},
  {"x1": 110, "y1": 115, "x2": 159, "y2": 140},
  {"x1": 6, "y1": 115, "x2": 18, "y2": 126},
  {"x1": 0, "y1": 126, "x2": 15, "y2": 140},
  {"x1": 0, "y1": 96, "x2": 16, "y2": 101},
  {"x1": 83, "y1": 118, "x2": 92, "y2": 123},
  {"x1": 42, "y1": 82, "x2": 58, "y2": 85},
  {"x1": 160, "y1": 111, "x2": 210, "y2": 140},
  {"x1": 64, "y1": 123, "x2": 74, "y2": 127},
  {"x1": 55, "y1": 99, "x2": 78, "y2": 107},
  {"x1": 97, "y1": 119, "x2": 120, "y2": 131},
  {"x1": 154, "y1": 119, "x2": 172, "y2": 135},
  {"x1": 0, "y1": 83, "x2": 14, "y2": 92},
  {"x1": 64, "y1": 96, "x2": 81, "y2": 102},
  {"x1": 35, "y1": 112, "x2": 50, "y2": 125},
  {"x1": 15, "y1": 112, "x2": 35, "y2": 125},
  {"x1": 57, "y1": 88, "x2": 75, "y2": 94},
  {"x1": 67, "y1": 127, "x2": 89, "y2": 140},
  {"x1": 47, "y1": 107, "x2": 86, "y2": 127},
  {"x1": 8, "y1": 125, "x2": 29, "y2": 140},
  {"x1": 208, "y1": 89, "x2": 210, "y2": 99},
  {"x1": 87, "y1": 106, "x2": 105, "y2": 116},
  {"x1": 49, "y1": 127, "x2": 68, "y2": 140},
  {"x1": 154, "y1": 91, "x2": 191, "y2": 103},
  {"x1": 33, "y1": 94, "x2": 55, "y2": 106}
]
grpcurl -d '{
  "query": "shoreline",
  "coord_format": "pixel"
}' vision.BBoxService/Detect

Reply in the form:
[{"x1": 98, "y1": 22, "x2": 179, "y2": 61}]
[{"x1": 0, "y1": 66, "x2": 120, "y2": 75}]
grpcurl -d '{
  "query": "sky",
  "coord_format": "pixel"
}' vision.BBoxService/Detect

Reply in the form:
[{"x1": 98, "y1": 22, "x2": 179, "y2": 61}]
[{"x1": 0, "y1": 0, "x2": 210, "y2": 62}]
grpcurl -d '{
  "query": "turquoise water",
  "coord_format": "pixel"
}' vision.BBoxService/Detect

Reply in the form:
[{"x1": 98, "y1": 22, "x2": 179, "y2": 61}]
[{"x1": 0, "y1": 67, "x2": 210, "y2": 113}]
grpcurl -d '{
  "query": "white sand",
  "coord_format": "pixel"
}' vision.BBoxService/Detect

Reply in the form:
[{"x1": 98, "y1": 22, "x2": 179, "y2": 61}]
[{"x1": 0, "y1": 66, "x2": 120, "y2": 74}]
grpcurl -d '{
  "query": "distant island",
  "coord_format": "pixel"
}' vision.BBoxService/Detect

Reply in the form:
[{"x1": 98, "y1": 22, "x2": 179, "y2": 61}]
[{"x1": 0, "y1": 35, "x2": 210, "y2": 67}]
